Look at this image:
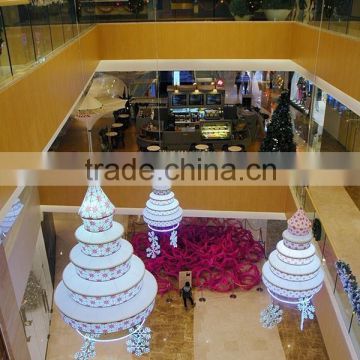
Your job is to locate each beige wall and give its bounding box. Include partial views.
[0,244,31,360]
[314,286,354,360]
[98,22,293,60]
[38,185,294,214]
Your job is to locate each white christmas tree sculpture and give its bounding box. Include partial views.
[54,186,157,354]
[143,173,183,257]
[262,209,324,330]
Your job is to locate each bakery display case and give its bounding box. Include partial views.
[201,121,232,140]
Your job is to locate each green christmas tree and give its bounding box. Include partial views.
[260,90,296,152]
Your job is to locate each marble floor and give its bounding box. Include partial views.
[46,213,329,360]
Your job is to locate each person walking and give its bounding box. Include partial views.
[234,72,242,96]
[241,72,250,94]
[180,281,195,309]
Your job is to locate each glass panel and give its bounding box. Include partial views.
[48,3,65,50]
[308,86,327,151]
[0,11,12,84]
[348,1,360,38]
[2,5,36,75]
[29,5,53,59]
[61,0,77,42]
[327,0,350,35]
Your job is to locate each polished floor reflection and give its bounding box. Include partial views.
[47,213,328,360]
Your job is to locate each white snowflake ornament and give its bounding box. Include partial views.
[146,241,161,259]
[297,298,315,331]
[260,304,283,329]
[74,334,99,360]
[146,231,160,258]
[170,230,178,248]
[126,326,151,356]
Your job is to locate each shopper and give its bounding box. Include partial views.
[180,281,195,309]
[241,72,250,94]
[234,72,242,96]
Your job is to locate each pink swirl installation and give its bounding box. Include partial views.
[132,219,264,294]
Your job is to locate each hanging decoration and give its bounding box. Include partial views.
[74,334,99,360]
[297,297,315,331]
[143,178,183,258]
[261,209,324,330]
[146,231,160,259]
[0,198,24,238]
[260,303,283,329]
[21,271,42,311]
[74,95,103,120]
[54,185,157,357]
[335,260,360,322]
[126,326,151,356]
[312,218,322,241]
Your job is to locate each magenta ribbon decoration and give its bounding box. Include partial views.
[132,218,264,295]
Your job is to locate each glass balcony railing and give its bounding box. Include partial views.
[0,0,359,87]
[0,1,94,86]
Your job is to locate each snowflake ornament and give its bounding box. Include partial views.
[170,230,178,248]
[126,326,151,356]
[148,231,158,244]
[74,334,99,360]
[260,304,283,329]
[146,241,160,259]
[297,298,315,331]
[146,231,160,258]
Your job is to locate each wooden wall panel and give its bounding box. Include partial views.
[98,22,293,60]
[291,22,318,76]
[316,28,360,101]
[38,185,290,213]
[292,22,360,102]
[0,27,99,152]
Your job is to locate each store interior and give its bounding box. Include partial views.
[51,69,360,155]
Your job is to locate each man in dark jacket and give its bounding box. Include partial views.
[180,281,195,309]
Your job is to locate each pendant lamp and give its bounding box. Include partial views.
[54,186,157,356]
[143,173,183,258]
[261,209,324,330]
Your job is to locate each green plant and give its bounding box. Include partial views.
[229,0,250,16]
[262,0,293,9]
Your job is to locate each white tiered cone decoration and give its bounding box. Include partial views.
[261,209,324,330]
[54,186,157,357]
[143,173,183,258]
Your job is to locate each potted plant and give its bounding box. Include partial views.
[262,0,293,21]
[229,0,252,20]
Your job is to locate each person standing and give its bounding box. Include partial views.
[180,281,195,309]
[234,72,242,96]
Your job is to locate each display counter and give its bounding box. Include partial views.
[201,121,231,140]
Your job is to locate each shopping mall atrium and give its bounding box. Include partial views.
[0,0,360,359]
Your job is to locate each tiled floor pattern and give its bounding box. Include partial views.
[277,306,329,360]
